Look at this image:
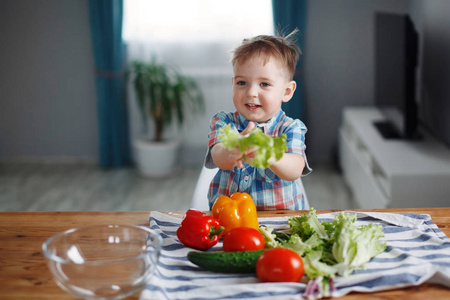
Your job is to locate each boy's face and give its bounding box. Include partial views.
[232,56,296,123]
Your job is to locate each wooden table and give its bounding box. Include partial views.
[1,208,449,299]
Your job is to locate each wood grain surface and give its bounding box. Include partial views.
[0,208,449,300]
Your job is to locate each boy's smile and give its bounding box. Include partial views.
[232,56,296,123]
[246,104,261,111]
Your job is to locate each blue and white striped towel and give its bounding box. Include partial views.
[141,211,450,300]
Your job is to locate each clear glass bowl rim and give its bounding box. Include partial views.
[42,224,163,266]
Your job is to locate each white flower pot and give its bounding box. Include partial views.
[133,138,181,178]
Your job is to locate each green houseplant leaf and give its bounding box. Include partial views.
[130,58,204,142]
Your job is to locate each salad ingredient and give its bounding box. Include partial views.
[176,209,224,250]
[187,249,266,273]
[256,248,305,282]
[288,208,329,240]
[223,227,265,252]
[260,208,387,298]
[331,214,387,277]
[212,192,259,235]
[218,124,287,168]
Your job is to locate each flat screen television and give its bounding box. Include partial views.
[374,12,419,139]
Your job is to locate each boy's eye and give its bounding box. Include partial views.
[237,81,246,86]
[261,82,270,87]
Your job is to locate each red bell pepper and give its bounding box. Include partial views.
[176,209,224,250]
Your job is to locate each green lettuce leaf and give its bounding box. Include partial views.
[258,225,280,249]
[288,208,329,240]
[331,220,387,276]
[303,250,338,279]
[218,124,287,169]
[282,233,324,257]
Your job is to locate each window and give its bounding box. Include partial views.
[123,0,274,73]
[123,0,274,156]
[123,0,273,43]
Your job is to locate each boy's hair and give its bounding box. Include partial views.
[231,29,301,80]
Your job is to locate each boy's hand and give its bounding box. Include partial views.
[213,121,281,170]
[235,122,256,168]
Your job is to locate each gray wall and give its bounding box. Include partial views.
[1,0,449,166]
[0,0,98,162]
[303,0,408,163]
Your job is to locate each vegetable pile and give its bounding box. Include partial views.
[218,124,287,168]
[260,208,387,298]
[179,206,387,299]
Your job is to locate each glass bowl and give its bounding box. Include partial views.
[42,224,162,300]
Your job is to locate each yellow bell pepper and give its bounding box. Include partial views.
[211,192,259,235]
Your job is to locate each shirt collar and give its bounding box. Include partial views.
[236,110,284,133]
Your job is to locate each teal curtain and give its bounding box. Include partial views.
[88,0,130,167]
[272,0,307,121]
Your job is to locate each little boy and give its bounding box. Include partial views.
[205,30,311,210]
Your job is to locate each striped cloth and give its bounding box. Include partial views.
[141,211,450,300]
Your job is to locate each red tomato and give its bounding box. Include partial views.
[222,227,265,252]
[256,248,304,282]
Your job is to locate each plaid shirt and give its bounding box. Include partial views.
[205,110,311,210]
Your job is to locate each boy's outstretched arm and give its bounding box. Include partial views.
[269,153,305,181]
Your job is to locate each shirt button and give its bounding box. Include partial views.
[244,176,249,181]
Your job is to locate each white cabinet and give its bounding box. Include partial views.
[338,107,450,208]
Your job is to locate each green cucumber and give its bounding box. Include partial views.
[187,249,266,273]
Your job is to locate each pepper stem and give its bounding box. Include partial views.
[209,226,224,239]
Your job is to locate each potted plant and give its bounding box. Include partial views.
[130,58,204,177]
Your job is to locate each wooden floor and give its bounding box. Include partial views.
[0,162,357,212]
